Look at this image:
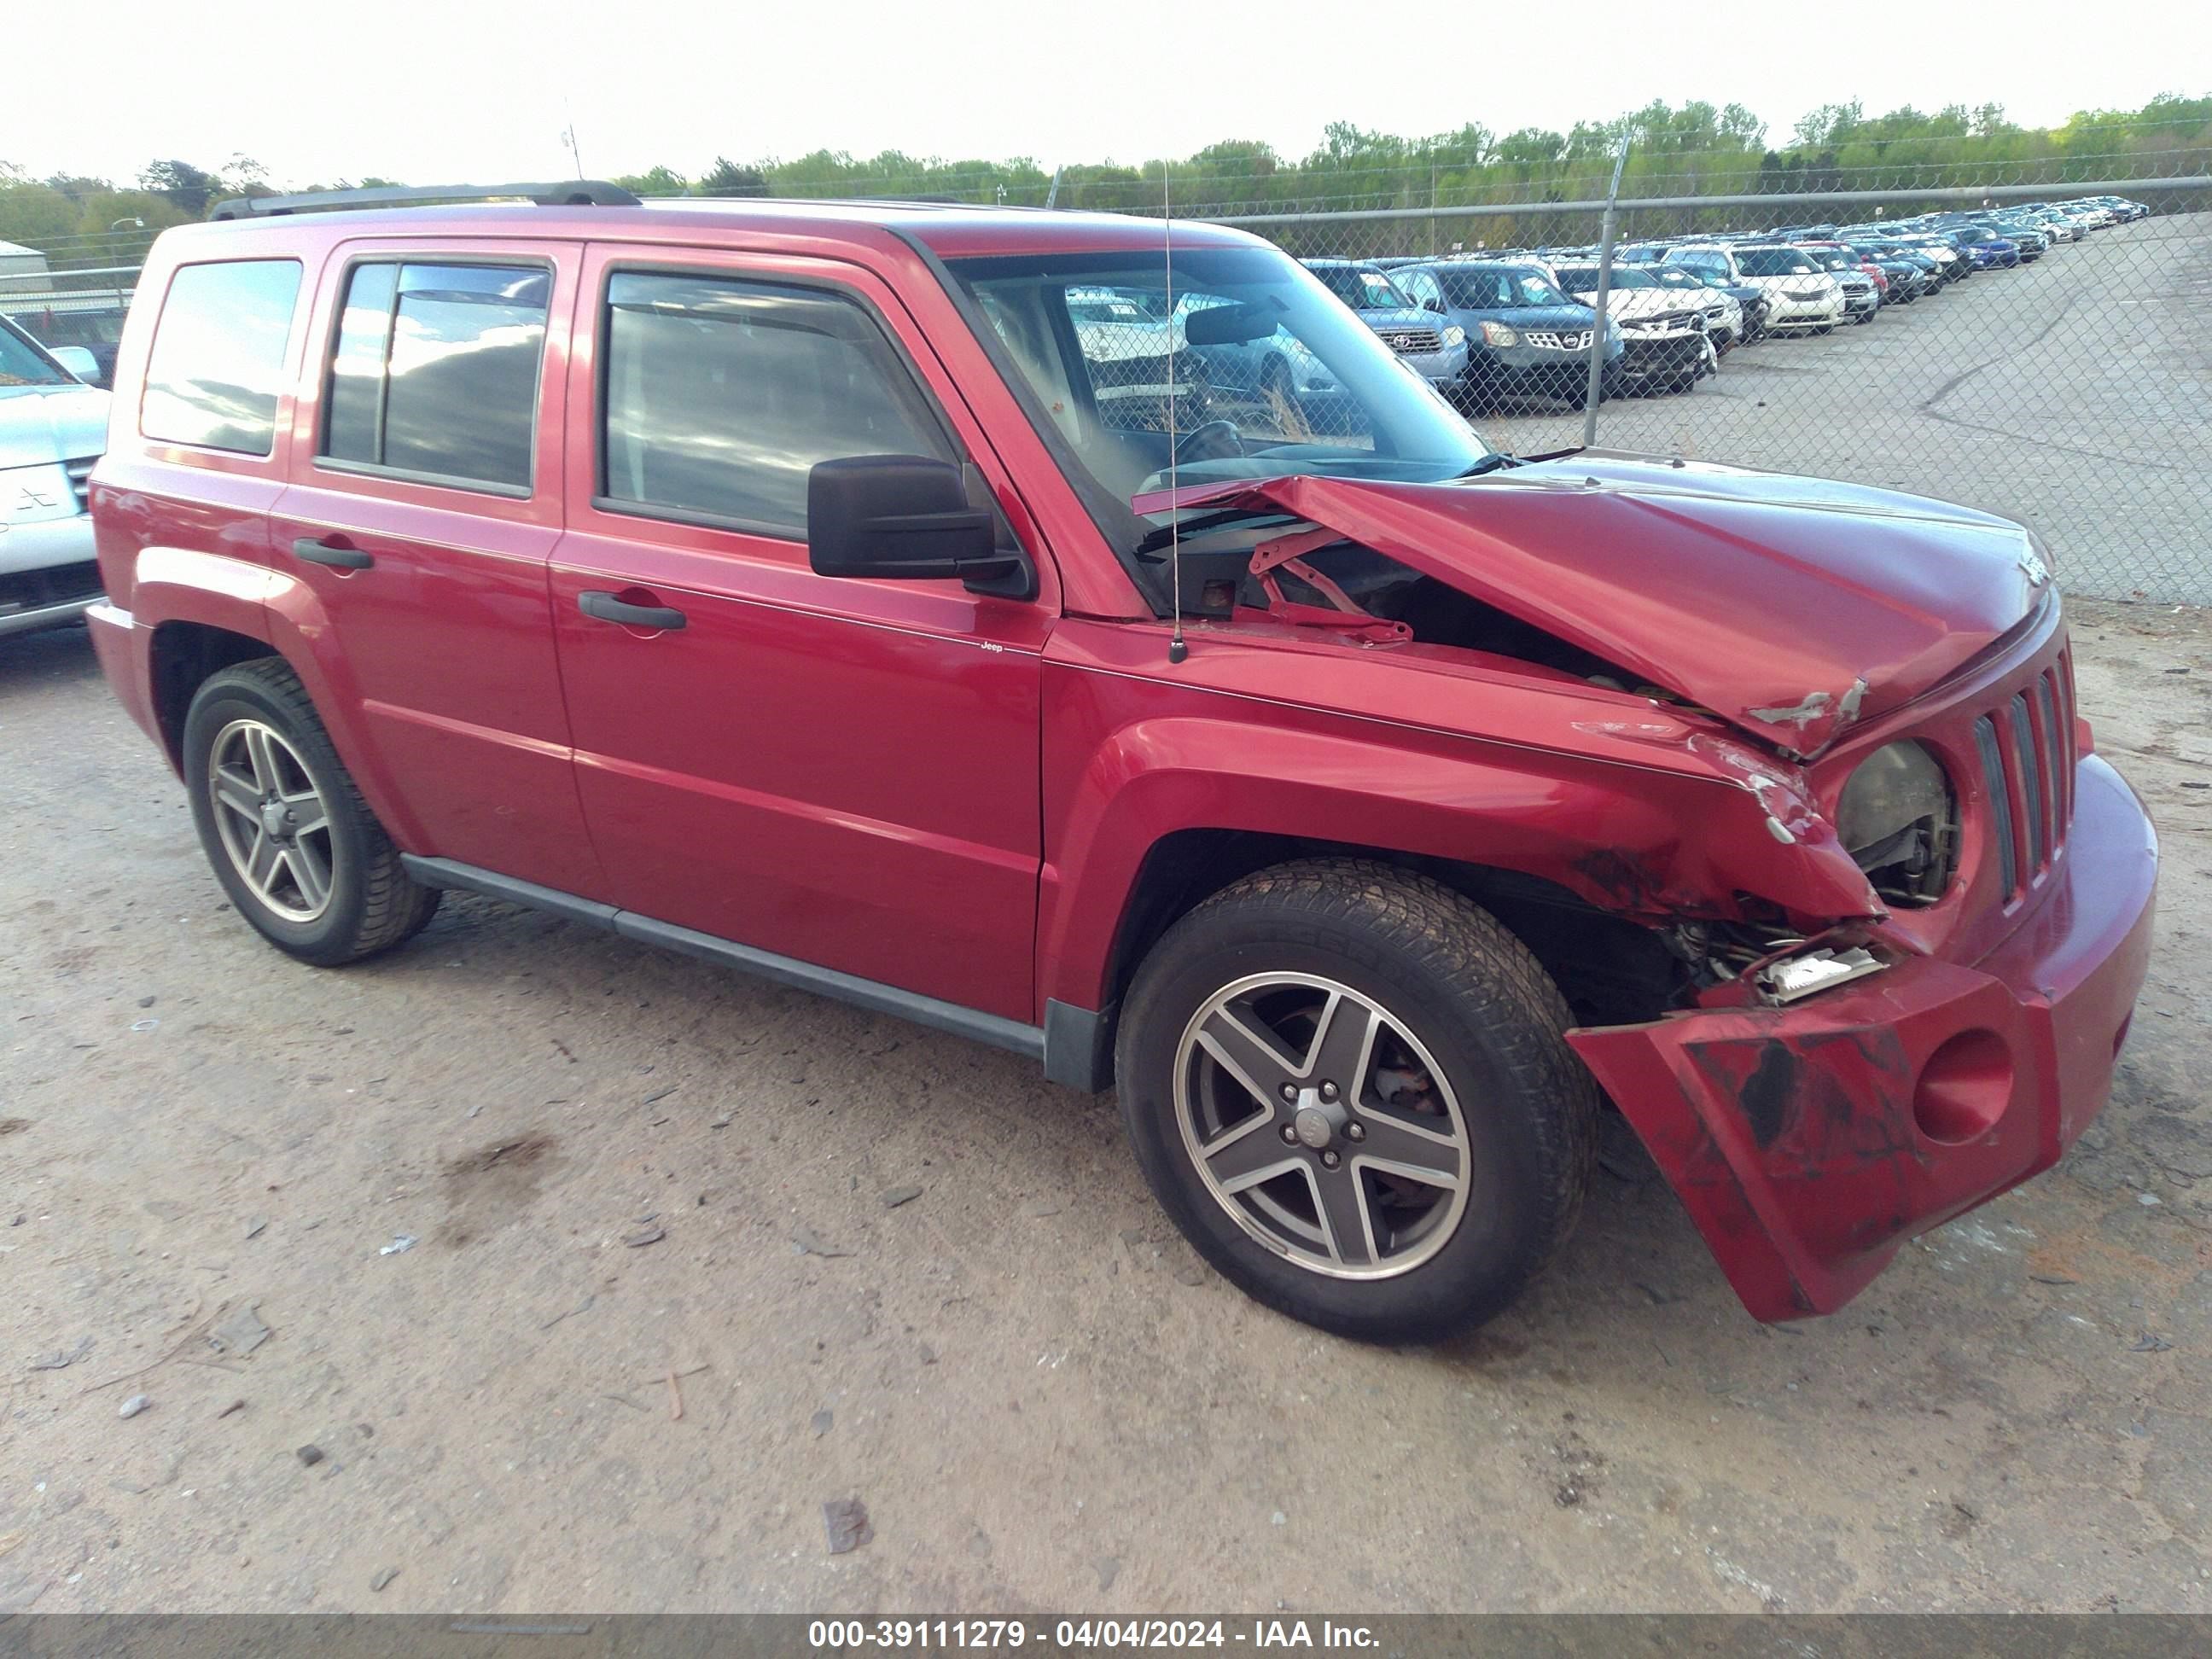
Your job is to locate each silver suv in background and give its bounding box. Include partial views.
[1,314,109,638]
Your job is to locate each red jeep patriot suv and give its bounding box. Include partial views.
[87,183,2157,1342]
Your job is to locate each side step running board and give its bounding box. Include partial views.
[397,856,1101,1080]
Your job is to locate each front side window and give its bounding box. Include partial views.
[318,261,549,491]
[142,260,302,454]
[599,272,953,538]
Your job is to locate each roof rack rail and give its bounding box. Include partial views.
[208,180,641,220]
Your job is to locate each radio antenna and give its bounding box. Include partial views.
[1163,165,1188,666]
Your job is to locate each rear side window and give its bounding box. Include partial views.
[319,261,549,492]
[599,272,952,537]
[142,260,302,454]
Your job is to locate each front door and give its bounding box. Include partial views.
[547,246,1052,1023]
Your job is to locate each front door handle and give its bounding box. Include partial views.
[579,590,687,631]
[293,537,373,570]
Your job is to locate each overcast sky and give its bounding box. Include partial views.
[6,0,2205,189]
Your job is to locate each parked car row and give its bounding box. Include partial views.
[1272,195,2149,417]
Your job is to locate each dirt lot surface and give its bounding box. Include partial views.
[3,598,2209,1615]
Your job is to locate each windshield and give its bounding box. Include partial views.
[1437,265,1572,308]
[1807,249,1855,270]
[0,318,74,388]
[1308,264,1413,311]
[947,245,1493,559]
[1650,267,1708,290]
[1553,265,1658,291]
[1738,248,1819,276]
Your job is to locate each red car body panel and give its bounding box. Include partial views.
[84,200,2157,1324]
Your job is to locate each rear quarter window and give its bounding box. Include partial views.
[141,260,303,455]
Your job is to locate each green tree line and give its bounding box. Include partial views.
[5,92,2204,272]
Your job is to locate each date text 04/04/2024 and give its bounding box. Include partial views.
[807,1620,1381,1649]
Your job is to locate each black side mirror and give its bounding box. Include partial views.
[808,455,1028,595]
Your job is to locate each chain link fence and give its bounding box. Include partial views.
[6,175,2205,602]
[1184,176,2212,603]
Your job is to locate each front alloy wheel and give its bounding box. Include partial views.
[1178,973,1470,1278]
[1117,859,1598,1343]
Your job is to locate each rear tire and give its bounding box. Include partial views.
[1115,860,1598,1343]
[183,659,439,967]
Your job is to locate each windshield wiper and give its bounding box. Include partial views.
[1450,453,1520,480]
[1134,504,1304,557]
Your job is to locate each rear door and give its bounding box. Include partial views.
[271,239,605,898]
[547,244,1052,1023]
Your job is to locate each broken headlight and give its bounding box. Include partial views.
[1837,741,1957,906]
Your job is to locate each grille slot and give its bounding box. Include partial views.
[2011,693,2048,870]
[64,457,97,514]
[1976,661,2076,904]
[1975,715,2017,900]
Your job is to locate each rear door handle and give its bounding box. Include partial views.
[579,591,687,631]
[293,537,374,570]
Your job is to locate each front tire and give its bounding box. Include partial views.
[183,659,439,966]
[1115,860,1598,1343]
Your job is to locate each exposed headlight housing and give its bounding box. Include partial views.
[1441,324,1466,348]
[1476,322,1516,347]
[1837,741,1957,905]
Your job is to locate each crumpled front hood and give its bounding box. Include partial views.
[0,384,111,472]
[1161,452,2052,755]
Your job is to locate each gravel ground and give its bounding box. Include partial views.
[2,595,2208,1615]
[1458,214,2212,605]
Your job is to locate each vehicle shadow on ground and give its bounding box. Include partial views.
[0,620,101,694]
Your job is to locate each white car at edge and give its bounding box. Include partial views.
[1,314,110,639]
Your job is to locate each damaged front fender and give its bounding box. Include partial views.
[1569,752,2156,1321]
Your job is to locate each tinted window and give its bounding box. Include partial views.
[600,272,952,536]
[142,260,301,454]
[317,262,548,491]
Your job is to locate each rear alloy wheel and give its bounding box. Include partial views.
[206,717,337,925]
[184,659,439,966]
[1116,860,1598,1342]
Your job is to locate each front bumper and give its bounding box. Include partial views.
[0,511,102,638]
[1614,329,1708,378]
[1766,292,1844,329]
[1395,341,1470,386]
[1570,754,2157,1322]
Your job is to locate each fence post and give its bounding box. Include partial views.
[1580,137,1631,448]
